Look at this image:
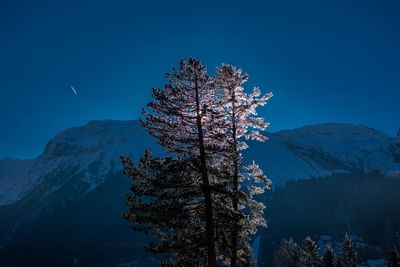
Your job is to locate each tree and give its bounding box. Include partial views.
[123,58,219,265]
[387,245,400,267]
[215,64,272,266]
[339,234,357,267]
[273,238,300,267]
[299,236,320,267]
[322,244,337,267]
[122,58,272,266]
[121,151,206,265]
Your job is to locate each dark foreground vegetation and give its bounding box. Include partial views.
[259,171,400,266]
[1,171,399,266]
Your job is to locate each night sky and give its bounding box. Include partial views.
[1,0,399,159]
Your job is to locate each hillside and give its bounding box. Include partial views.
[0,120,399,266]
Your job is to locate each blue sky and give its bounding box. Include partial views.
[1,0,399,159]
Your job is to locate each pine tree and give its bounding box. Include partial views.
[215,64,272,266]
[339,234,357,267]
[122,59,272,266]
[387,245,400,267]
[123,58,219,265]
[299,236,320,267]
[121,151,205,264]
[322,244,337,267]
[273,238,300,267]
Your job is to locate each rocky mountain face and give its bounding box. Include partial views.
[0,120,399,266]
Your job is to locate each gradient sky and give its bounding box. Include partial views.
[1,0,399,159]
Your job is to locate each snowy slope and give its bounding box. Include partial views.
[249,123,400,185]
[1,121,399,207]
[0,120,158,207]
[0,158,34,205]
[275,123,398,170]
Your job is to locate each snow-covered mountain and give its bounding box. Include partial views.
[252,123,400,184]
[0,120,399,266]
[0,120,159,207]
[1,120,399,207]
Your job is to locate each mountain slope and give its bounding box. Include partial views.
[2,121,399,207]
[0,120,399,266]
[0,120,159,207]
[0,158,34,205]
[248,123,400,184]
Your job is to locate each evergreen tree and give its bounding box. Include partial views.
[123,58,218,265]
[273,238,300,267]
[215,64,272,266]
[339,234,357,267]
[322,244,337,267]
[121,151,205,265]
[122,58,272,266]
[299,236,320,267]
[387,245,400,267]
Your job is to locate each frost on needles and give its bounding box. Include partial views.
[121,58,272,266]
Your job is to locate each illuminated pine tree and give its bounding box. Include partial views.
[128,58,219,266]
[215,64,272,266]
[122,59,272,266]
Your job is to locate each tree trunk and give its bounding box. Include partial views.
[230,90,239,267]
[194,70,217,267]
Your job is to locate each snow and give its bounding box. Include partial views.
[317,234,385,267]
[0,120,158,206]
[365,258,386,267]
[0,158,34,205]
[274,123,398,171]
[388,170,400,178]
[1,120,399,206]
[249,123,400,186]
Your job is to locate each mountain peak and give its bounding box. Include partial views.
[277,123,390,138]
[0,119,155,206]
[42,120,143,158]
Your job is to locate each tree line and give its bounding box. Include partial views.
[273,234,400,267]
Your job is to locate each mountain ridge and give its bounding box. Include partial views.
[1,120,399,207]
[2,121,396,162]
